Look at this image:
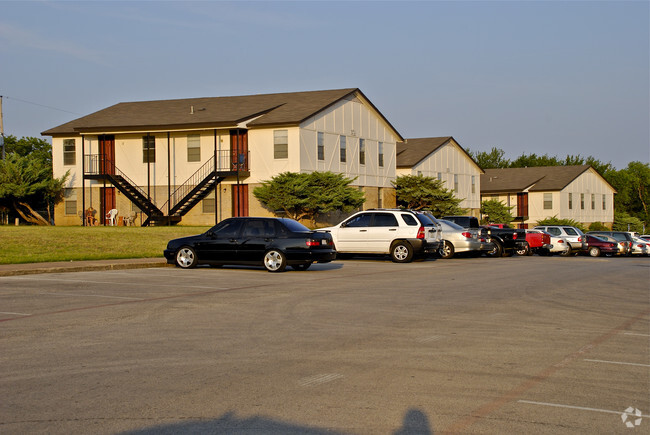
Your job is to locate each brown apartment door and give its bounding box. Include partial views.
[517,192,529,218]
[101,187,116,225]
[232,184,249,217]
[230,129,248,171]
[99,135,115,175]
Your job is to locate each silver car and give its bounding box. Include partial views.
[534,225,588,256]
[437,219,494,259]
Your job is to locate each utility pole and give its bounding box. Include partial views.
[0,95,5,160]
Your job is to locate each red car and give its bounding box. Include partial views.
[585,234,620,257]
[522,229,552,256]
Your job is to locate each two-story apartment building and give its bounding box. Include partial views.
[396,137,484,216]
[43,88,402,226]
[480,165,616,228]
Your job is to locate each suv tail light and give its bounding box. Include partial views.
[512,232,518,240]
[417,226,425,239]
[578,236,583,242]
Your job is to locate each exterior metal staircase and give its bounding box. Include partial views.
[84,151,249,226]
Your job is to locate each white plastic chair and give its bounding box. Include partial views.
[106,209,118,226]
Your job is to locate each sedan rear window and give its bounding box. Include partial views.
[280,219,311,233]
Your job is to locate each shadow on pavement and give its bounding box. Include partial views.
[121,408,433,434]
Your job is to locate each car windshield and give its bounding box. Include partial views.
[280,219,311,233]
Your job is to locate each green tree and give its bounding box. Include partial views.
[480,199,514,225]
[467,147,510,169]
[612,211,645,233]
[393,174,465,217]
[588,222,609,231]
[253,171,365,224]
[609,162,649,226]
[0,136,68,225]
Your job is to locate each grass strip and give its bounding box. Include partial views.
[0,226,210,264]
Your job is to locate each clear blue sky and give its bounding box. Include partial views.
[1,0,648,169]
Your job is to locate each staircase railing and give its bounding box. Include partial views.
[160,155,215,214]
[84,154,160,214]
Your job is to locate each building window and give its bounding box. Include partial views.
[63,139,76,165]
[544,193,553,210]
[378,142,384,167]
[142,135,155,163]
[317,132,324,161]
[602,194,606,210]
[437,172,442,181]
[580,193,585,209]
[64,188,76,215]
[471,175,476,194]
[591,193,595,210]
[187,134,201,162]
[568,193,573,209]
[378,187,383,208]
[454,174,459,192]
[359,138,365,165]
[274,130,288,159]
[202,198,215,214]
[340,135,346,163]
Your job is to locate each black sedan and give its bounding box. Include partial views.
[164,217,336,272]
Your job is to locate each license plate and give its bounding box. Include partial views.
[322,239,328,245]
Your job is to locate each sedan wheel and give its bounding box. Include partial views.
[589,247,601,257]
[439,241,454,259]
[263,250,287,272]
[175,246,198,269]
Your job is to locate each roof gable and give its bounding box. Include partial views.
[396,137,483,173]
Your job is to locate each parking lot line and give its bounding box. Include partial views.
[5,275,229,290]
[35,291,144,301]
[624,332,650,337]
[441,307,650,434]
[0,311,31,316]
[583,358,650,368]
[517,400,650,418]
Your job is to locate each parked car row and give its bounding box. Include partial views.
[163,212,648,272]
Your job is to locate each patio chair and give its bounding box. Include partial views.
[106,209,118,226]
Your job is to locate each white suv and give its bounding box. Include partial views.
[323,209,442,262]
[533,225,588,255]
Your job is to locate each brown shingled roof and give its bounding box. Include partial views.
[481,165,595,193]
[42,88,402,138]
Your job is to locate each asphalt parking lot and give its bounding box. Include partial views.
[1,255,648,434]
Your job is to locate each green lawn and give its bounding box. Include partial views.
[0,226,210,264]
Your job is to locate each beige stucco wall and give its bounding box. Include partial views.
[395,140,482,214]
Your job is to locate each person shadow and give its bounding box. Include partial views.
[393,409,433,435]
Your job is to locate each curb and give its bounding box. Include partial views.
[0,259,172,277]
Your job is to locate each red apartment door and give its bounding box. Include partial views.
[232,184,249,217]
[101,187,116,225]
[517,192,529,218]
[99,135,115,175]
[230,129,248,171]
